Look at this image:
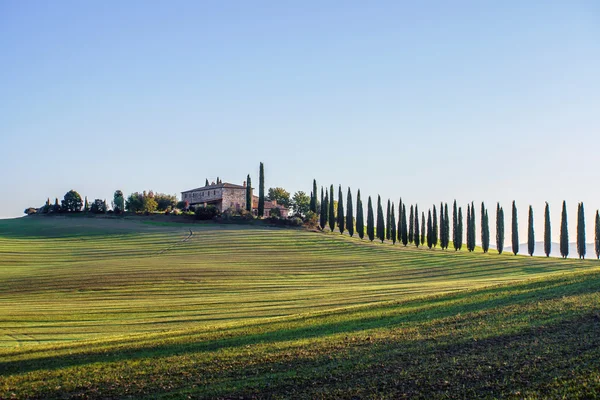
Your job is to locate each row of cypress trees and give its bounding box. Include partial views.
[308,181,600,260]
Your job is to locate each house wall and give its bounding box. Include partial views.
[221,188,247,211]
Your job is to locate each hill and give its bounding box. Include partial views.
[1,217,599,398]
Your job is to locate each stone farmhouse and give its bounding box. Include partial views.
[181,181,289,217]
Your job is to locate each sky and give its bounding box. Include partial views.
[1,1,599,244]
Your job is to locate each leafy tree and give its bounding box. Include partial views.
[456,207,463,251]
[246,175,252,211]
[154,193,176,212]
[61,190,83,213]
[414,205,420,248]
[320,191,328,230]
[367,196,375,242]
[390,203,397,244]
[90,199,107,214]
[426,209,433,249]
[328,185,335,231]
[595,210,600,259]
[511,201,519,256]
[356,190,364,239]
[143,192,157,213]
[432,205,438,248]
[310,179,318,213]
[291,191,310,216]
[258,162,265,217]
[527,205,535,256]
[401,204,408,246]
[346,188,354,237]
[544,202,551,257]
[386,200,391,240]
[496,203,504,254]
[267,187,290,208]
[577,202,586,259]
[110,191,124,214]
[337,186,345,234]
[126,192,144,213]
[560,200,569,258]
[452,201,458,250]
[409,205,414,243]
[376,196,385,243]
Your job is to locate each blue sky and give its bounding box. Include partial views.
[1,1,599,243]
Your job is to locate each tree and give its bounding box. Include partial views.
[386,200,391,240]
[511,201,519,256]
[258,162,265,217]
[544,202,551,257]
[267,187,290,208]
[90,199,107,214]
[310,179,318,214]
[246,175,252,212]
[527,205,535,256]
[496,203,504,255]
[367,196,375,242]
[421,212,425,246]
[356,190,364,239]
[595,210,599,260]
[154,193,176,212]
[205,179,209,186]
[401,204,408,246]
[409,205,415,243]
[143,191,157,213]
[337,186,345,234]
[291,191,310,216]
[112,191,125,213]
[320,191,328,230]
[432,205,438,248]
[397,198,403,244]
[328,185,335,231]
[53,198,61,213]
[577,202,586,259]
[391,203,397,244]
[466,204,472,252]
[452,201,458,250]
[61,190,83,213]
[376,196,385,243]
[346,188,354,237]
[126,192,144,213]
[481,202,490,253]
[83,197,89,213]
[439,203,445,249]
[426,209,433,249]
[456,207,463,251]
[560,201,569,258]
[470,202,476,252]
[443,203,450,250]
[414,205,420,248]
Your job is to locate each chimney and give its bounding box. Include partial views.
[243,181,246,187]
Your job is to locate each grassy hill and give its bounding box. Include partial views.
[1,216,599,398]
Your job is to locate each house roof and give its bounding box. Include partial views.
[182,182,246,193]
[252,195,289,210]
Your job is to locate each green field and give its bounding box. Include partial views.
[1,216,599,398]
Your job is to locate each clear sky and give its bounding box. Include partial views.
[1,1,599,243]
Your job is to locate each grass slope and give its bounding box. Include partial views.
[1,217,599,398]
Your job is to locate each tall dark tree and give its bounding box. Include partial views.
[346,188,354,237]
[432,205,438,248]
[258,162,265,217]
[356,190,364,239]
[439,203,445,249]
[84,197,89,213]
[595,210,600,259]
[511,201,519,256]
[205,178,209,186]
[421,212,425,246]
[397,198,403,244]
[367,196,375,242]
[409,205,415,243]
[577,202,586,259]
[401,204,408,246]
[452,200,458,250]
[544,202,551,257]
[466,204,472,252]
[320,192,328,230]
[527,205,535,256]
[496,203,504,255]
[337,185,345,234]
[310,179,318,213]
[328,185,335,231]
[320,187,324,213]
[456,207,463,251]
[376,196,385,243]
[426,210,433,249]
[246,175,252,212]
[470,202,476,252]
[560,201,569,258]
[391,203,397,245]
[414,205,420,248]
[481,202,490,253]
[386,200,391,240]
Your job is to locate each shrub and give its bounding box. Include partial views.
[24,207,37,215]
[269,207,281,217]
[304,211,318,228]
[195,205,220,220]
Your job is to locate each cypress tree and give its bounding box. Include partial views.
[470,202,476,252]
[466,204,472,252]
[401,204,408,246]
[337,185,345,234]
[481,202,490,253]
[409,205,414,243]
[310,179,318,213]
[386,200,391,240]
[356,190,364,239]
[421,212,425,246]
[560,201,569,258]
[414,205,420,248]
[544,202,551,257]
[397,198,403,244]
[346,188,354,237]
[320,187,324,213]
[452,201,458,250]
[426,209,433,249]
[258,162,265,217]
[439,203,445,249]
[205,178,209,186]
[320,192,328,230]
[496,204,505,255]
[376,196,385,243]
[328,185,335,231]
[577,202,586,259]
[527,205,535,256]
[511,201,519,255]
[456,207,463,251]
[367,196,375,242]
[246,175,252,211]
[595,210,599,259]
[432,205,438,248]
[444,203,450,249]
[84,197,89,213]
[391,203,397,245]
